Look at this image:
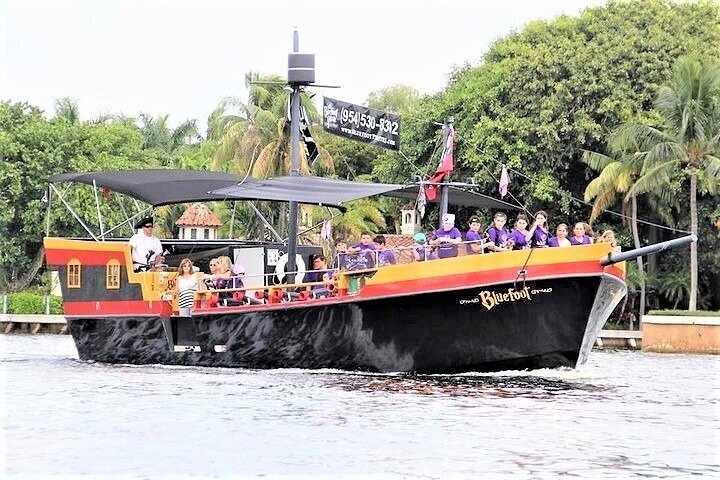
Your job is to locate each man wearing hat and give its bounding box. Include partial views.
[129,216,164,271]
[430,213,462,258]
[465,215,486,254]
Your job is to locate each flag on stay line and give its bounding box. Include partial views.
[320,218,332,241]
[416,186,427,219]
[423,125,455,202]
[499,165,510,198]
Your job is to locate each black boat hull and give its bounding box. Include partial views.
[66,275,624,373]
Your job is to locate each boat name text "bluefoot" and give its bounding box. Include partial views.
[458,286,553,310]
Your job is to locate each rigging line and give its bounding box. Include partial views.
[514,247,534,292]
[477,160,533,217]
[397,150,426,177]
[475,148,691,234]
[238,141,262,185]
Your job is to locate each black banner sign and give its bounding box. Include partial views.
[322,97,400,150]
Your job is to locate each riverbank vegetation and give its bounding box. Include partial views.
[1,0,719,318]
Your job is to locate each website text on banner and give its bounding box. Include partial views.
[322,97,400,150]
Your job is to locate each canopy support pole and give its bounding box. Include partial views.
[249,202,284,243]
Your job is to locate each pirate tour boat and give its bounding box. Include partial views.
[43,45,695,374]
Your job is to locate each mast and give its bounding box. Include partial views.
[285,29,315,283]
[438,116,453,226]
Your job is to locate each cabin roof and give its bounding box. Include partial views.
[175,203,222,227]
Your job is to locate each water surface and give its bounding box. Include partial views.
[1,334,718,479]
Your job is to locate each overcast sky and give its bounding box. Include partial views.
[2,0,605,130]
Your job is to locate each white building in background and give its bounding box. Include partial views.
[175,203,222,240]
[400,207,422,236]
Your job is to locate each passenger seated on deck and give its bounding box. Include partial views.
[485,212,513,252]
[430,213,462,258]
[129,217,164,272]
[305,254,335,297]
[333,239,348,270]
[374,235,397,266]
[465,216,486,254]
[412,233,437,262]
[599,229,621,252]
[204,256,232,288]
[348,232,377,270]
[548,223,572,247]
[510,214,531,250]
[569,222,593,245]
[525,210,550,248]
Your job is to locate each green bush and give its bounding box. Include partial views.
[5,292,63,314]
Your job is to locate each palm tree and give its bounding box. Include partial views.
[137,113,201,237]
[584,151,645,320]
[209,71,334,177]
[621,56,720,311]
[330,199,386,243]
[209,71,335,238]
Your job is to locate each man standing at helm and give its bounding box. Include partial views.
[129,216,164,271]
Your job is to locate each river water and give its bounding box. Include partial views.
[1,334,718,479]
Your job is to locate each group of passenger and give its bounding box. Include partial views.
[173,255,246,315]
[130,210,621,313]
[354,211,620,264]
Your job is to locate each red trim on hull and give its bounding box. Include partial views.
[64,300,172,317]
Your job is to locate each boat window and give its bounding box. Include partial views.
[67,260,81,288]
[191,228,197,240]
[106,260,121,289]
[204,228,210,240]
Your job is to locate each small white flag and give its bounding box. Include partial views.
[499,166,510,198]
[321,218,332,241]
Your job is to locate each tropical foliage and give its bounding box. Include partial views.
[2,0,719,316]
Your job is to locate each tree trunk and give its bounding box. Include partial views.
[10,247,46,292]
[631,195,645,326]
[689,172,698,311]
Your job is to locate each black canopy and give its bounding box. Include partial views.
[210,175,406,206]
[51,170,246,207]
[51,170,521,211]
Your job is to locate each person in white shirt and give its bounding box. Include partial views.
[129,217,164,271]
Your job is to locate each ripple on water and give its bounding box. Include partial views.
[1,335,719,479]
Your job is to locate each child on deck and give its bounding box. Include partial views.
[525,210,550,248]
[412,233,437,262]
[485,212,513,252]
[374,235,397,266]
[431,213,462,258]
[348,232,378,269]
[548,224,572,247]
[510,214,531,250]
[570,222,593,245]
[465,215,486,254]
